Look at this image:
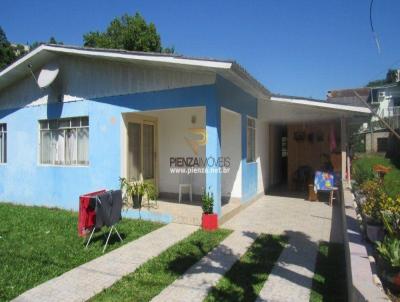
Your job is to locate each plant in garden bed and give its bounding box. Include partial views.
[382,211,400,239]
[201,188,218,231]
[376,237,400,293]
[376,210,400,294]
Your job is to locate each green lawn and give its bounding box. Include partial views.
[310,241,348,302]
[352,154,400,198]
[91,229,232,302]
[0,203,163,301]
[205,234,286,302]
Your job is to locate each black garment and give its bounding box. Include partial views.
[95,190,123,228]
[95,192,112,228]
[110,190,122,225]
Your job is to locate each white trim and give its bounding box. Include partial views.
[44,45,233,69]
[0,45,46,78]
[270,96,371,114]
[0,45,273,100]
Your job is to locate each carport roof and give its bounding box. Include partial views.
[261,95,371,123]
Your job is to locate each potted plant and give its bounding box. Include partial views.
[376,236,400,293]
[120,178,145,209]
[201,189,218,231]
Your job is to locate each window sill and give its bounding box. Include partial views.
[38,164,90,168]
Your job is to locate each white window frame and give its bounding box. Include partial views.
[39,117,89,167]
[0,123,7,164]
[246,117,256,163]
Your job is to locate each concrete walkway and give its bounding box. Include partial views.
[151,230,256,302]
[225,194,336,302]
[151,194,335,302]
[13,223,197,302]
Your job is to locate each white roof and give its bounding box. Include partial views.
[0,44,270,100]
[271,96,371,114]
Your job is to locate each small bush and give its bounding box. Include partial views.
[201,190,214,214]
[361,180,387,223]
[376,237,400,268]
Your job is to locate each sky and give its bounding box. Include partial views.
[1,0,400,99]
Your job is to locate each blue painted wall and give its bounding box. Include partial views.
[216,75,258,202]
[0,84,217,210]
[0,75,260,219]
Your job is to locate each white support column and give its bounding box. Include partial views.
[341,117,349,187]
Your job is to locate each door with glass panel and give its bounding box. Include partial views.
[127,118,156,184]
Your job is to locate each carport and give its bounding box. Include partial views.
[258,95,371,191]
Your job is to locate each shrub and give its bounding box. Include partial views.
[201,190,214,214]
[361,180,387,223]
[382,211,400,239]
[376,237,400,268]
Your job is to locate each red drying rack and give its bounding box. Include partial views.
[78,190,106,237]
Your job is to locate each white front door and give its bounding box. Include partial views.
[126,116,157,184]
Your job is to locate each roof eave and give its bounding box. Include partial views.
[0,45,271,100]
[270,96,372,114]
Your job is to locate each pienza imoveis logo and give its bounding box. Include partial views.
[169,128,231,174]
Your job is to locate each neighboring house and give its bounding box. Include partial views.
[327,81,400,153]
[0,44,369,224]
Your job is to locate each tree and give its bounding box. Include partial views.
[83,12,170,53]
[0,26,17,70]
[366,69,399,87]
[30,36,63,51]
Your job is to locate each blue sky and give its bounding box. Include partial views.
[1,0,399,99]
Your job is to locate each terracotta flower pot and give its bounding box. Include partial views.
[202,213,218,231]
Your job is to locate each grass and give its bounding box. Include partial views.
[310,241,348,302]
[352,154,400,198]
[91,228,232,302]
[204,234,286,302]
[0,203,163,301]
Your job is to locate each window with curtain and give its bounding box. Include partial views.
[39,117,89,166]
[0,123,6,163]
[246,117,256,162]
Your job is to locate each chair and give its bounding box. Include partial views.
[178,173,193,203]
[314,171,338,206]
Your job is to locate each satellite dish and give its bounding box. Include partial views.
[36,61,60,88]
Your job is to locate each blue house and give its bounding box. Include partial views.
[0,45,369,224]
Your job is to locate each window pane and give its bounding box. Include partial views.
[65,129,77,165]
[40,121,48,130]
[3,132,6,163]
[143,124,154,179]
[77,128,89,165]
[0,132,3,163]
[41,131,52,164]
[59,119,71,128]
[53,130,65,165]
[128,123,141,180]
[71,118,80,127]
[81,117,89,127]
[49,120,58,130]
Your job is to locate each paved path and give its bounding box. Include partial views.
[225,194,336,302]
[152,195,334,302]
[151,230,256,302]
[13,223,197,302]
